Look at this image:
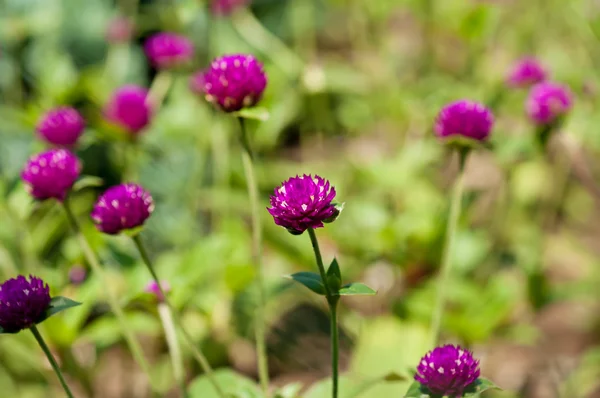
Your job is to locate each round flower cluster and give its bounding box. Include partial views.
[144,32,194,69]
[435,100,494,142]
[506,57,547,88]
[145,280,171,303]
[211,0,249,15]
[104,85,153,135]
[36,107,85,146]
[526,82,573,126]
[21,149,82,201]
[0,275,51,333]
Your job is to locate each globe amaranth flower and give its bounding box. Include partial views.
[68,266,87,286]
[526,82,573,126]
[190,54,267,112]
[0,275,51,333]
[106,17,134,44]
[21,149,82,201]
[104,85,153,135]
[415,344,480,397]
[144,32,194,69]
[145,280,171,302]
[435,100,494,142]
[36,107,85,146]
[506,57,547,88]
[267,174,337,234]
[91,183,154,235]
[211,0,250,15]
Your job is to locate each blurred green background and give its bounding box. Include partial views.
[2,0,600,397]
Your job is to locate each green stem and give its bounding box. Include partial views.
[429,149,468,347]
[148,71,173,112]
[158,302,188,398]
[61,199,156,391]
[421,0,435,74]
[131,235,227,398]
[307,228,339,398]
[237,118,270,396]
[30,325,75,398]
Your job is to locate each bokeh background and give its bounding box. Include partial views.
[2,0,600,397]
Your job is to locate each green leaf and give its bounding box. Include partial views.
[286,272,326,295]
[338,282,377,296]
[327,258,342,291]
[234,107,270,121]
[383,372,409,382]
[189,369,262,398]
[464,378,502,396]
[274,382,303,398]
[36,296,82,324]
[404,381,427,397]
[327,258,341,279]
[72,176,104,192]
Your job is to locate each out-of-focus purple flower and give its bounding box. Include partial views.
[526,82,573,126]
[506,57,548,88]
[144,32,194,69]
[267,174,337,234]
[190,54,267,113]
[68,266,87,286]
[415,344,480,397]
[106,17,134,44]
[435,100,494,142]
[104,85,153,135]
[21,149,82,201]
[145,280,171,303]
[36,107,85,147]
[0,275,51,333]
[211,0,250,15]
[91,183,154,235]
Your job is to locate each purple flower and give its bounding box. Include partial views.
[267,174,337,234]
[145,280,171,302]
[91,183,154,235]
[506,57,547,88]
[526,82,573,126]
[144,32,194,69]
[435,100,494,142]
[190,54,267,113]
[211,0,250,15]
[36,107,85,147]
[104,85,153,135]
[21,149,82,201]
[106,17,134,44]
[415,345,480,397]
[0,275,51,333]
[68,266,87,286]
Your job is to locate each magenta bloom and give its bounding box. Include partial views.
[104,85,153,135]
[145,280,171,302]
[415,345,480,397]
[526,82,573,126]
[0,275,51,333]
[211,0,250,15]
[190,54,267,112]
[36,107,85,146]
[506,57,547,88]
[268,175,337,234]
[144,32,194,69]
[21,149,82,201]
[91,183,154,235]
[435,100,494,142]
[106,17,134,44]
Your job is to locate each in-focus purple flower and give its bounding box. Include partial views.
[506,57,548,88]
[190,54,267,113]
[435,100,494,142]
[104,85,153,135]
[106,17,134,44]
[526,82,573,126]
[267,174,337,234]
[211,0,250,15]
[144,32,194,69]
[415,344,480,397]
[68,266,87,286]
[0,275,51,333]
[36,107,85,147]
[91,183,154,235]
[145,280,171,302]
[21,149,82,201]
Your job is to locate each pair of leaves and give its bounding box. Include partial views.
[404,378,500,398]
[0,296,81,334]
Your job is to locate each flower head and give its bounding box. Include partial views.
[267,174,337,234]
[145,280,171,303]
[435,100,494,142]
[91,183,154,235]
[0,275,51,333]
[211,0,250,15]
[144,32,194,69]
[526,82,573,126]
[104,85,153,135]
[106,17,134,44]
[506,57,547,88]
[21,149,82,201]
[36,107,85,146]
[68,266,87,286]
[190,54,267,112]
[415,345,480,397]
